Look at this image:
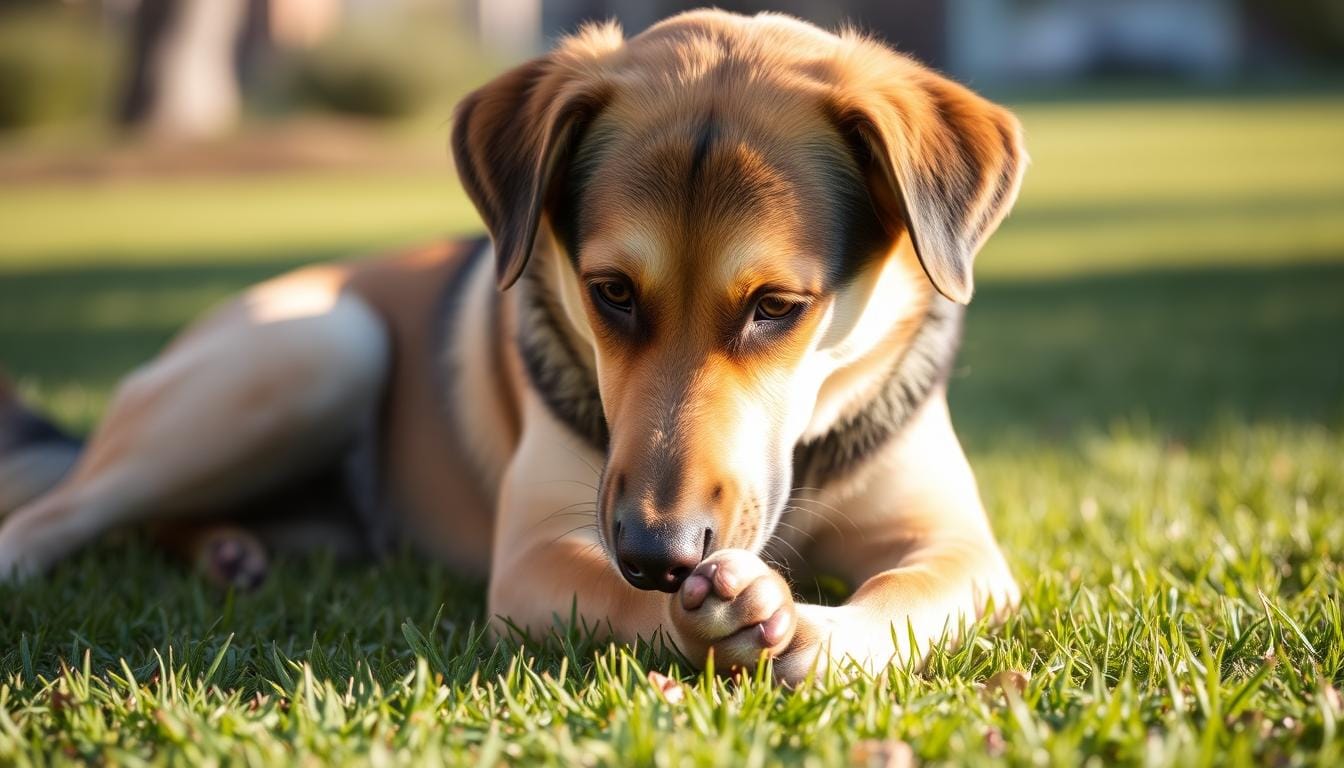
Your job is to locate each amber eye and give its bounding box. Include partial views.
[594,279,634,312]
[754,295,798,322]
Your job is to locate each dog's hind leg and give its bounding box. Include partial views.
[153,457,376,590]
[0,271,390,582]
[0,374,82,518]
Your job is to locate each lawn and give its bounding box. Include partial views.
[1,94,1342,765]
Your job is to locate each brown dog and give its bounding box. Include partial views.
[0,10,1025,683]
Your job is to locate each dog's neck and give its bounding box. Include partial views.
[791,296,962,485]
[512,253,963,488]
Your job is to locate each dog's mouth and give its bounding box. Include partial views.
[595,477,784,591]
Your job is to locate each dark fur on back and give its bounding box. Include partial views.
[0,375,81,515]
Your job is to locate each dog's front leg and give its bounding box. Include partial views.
[791,529,1017,683]
[486,396,668,642]
[670,399,1018,684]
[667,534,1015,685]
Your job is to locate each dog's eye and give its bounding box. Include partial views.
[754,295,798,322]
[594,280,634,312]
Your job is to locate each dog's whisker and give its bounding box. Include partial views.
[781,504,845,538]
[788,487,854,517]
[546,508,597,518]
[536,509,598,526]
[546,523,600,549]
[539,501,599,519]
[785,496,859,531]
[786,490,847,514]
[522,478,601,492]
[784,489,860,519]
[760,550,796,582]
[779,503,838,532]
[765,533,808,573]
[528,501,597,531]
[774,517,817,544]
[577,540,608,564]
[557,439,605,481]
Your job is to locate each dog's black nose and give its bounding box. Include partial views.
[614,517,712,592]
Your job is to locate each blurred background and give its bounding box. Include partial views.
[0,0,1341,448]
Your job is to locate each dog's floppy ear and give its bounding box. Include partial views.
[451,25,620,289]
[829,47,1027,304]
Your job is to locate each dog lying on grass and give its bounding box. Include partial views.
[0,9,1026,684]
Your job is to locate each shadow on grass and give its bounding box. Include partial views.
[952,261,1344,448]
[2,255,1342,442]
[1005,191,1344,230]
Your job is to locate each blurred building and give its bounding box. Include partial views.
[13,0,1325,142]
[536,0,1246,84]
[477,0,1327,86]
[949,0,1241,84]
[98,0,1326,95]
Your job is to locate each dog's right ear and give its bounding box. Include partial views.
[451,25,622,290]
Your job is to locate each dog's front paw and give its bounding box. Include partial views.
[668,548,797,673]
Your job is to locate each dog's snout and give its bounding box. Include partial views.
[614,516,713,593]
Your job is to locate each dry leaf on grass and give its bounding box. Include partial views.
[1320,680,1342,713]
[984,726,1007,757]
[850,738,915,768]
[978,670,1030,703]
[647,670,686,705]
[48,688,74,713]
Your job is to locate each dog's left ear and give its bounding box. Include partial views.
[829,51,1027,304]
[451,24,621,289]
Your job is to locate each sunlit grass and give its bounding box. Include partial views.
[0,94,1342,765]
[984,96,1344,278]
[0,173,477,269]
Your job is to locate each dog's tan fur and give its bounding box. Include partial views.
[0,11,1025,683]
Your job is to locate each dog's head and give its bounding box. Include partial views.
[452,11,1025,591]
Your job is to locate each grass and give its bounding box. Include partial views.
[1,93,1342,765]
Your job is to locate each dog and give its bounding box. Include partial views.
[0,10,1026,683]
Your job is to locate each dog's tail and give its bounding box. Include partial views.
[0,371,82,517]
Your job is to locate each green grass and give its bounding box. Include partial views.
[1,94,1343,765]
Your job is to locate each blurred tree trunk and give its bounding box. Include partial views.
[119,0,251,141]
